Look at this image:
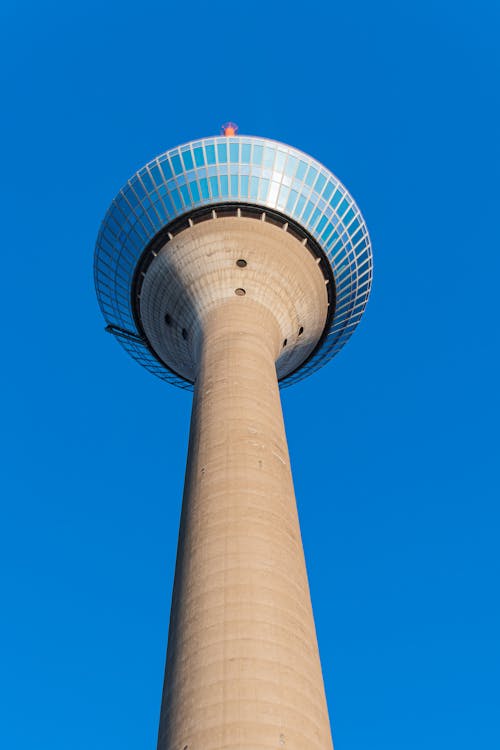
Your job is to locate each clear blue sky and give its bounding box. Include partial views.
[1,1,498,748]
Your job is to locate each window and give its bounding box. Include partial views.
[181,149,193,171]
[205,143,216,164]
[194,147,204,167]
[217,142,227,163]
[171,153,183,175]
[230,143,239,163]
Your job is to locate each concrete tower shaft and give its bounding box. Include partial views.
[157,297,334,750]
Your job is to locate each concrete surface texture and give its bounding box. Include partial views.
[146,223,333,749]
[139,215,329,383]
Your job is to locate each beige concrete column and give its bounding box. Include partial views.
[157,297,333,750]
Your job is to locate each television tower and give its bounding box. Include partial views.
[94,125,372,750]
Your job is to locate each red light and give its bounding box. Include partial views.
[221,121,238,136]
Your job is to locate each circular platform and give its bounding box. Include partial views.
[94,135,372,389]
[139,213,329,383]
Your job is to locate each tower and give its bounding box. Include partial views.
[94,126,372,749]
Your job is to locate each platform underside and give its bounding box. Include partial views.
[137,212,333,382]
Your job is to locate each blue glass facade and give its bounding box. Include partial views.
[94,136,372,388]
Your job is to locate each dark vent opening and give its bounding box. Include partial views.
[265,214,284,228]
[216,205,237,218]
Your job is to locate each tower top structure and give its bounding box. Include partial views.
[94,133,372,389]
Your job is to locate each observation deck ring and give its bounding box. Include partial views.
[94,135,373,389]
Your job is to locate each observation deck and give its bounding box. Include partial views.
[94,135,372,388]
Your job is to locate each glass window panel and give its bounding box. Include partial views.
[141,170,154,193]
[252,144,263,164]
[343,208,355,226]
[351,228,363,247]
[285,155,297,177]
[108,215,121,235]
[151,165,164,187]
[357,279,370,295]
[129,226,143,245]
[275,150,286,171]
[123,191,139,211]
[327,230,340,249]
[171,154,183,175]
[115,194,130,215]
[263,146,275,167]
[220,174,228,197]
[268,180,279,203]
[333,251,348,269]
[162,194,173,214]
[217,142,227,162]
[159,159,172,180]
[337,198,349,216]
[230,143,239,163]
[286,189,298,212]
[323,181,334,201]
[241,143,251,163]
[170,189,182,211]
[180,184,190,205]
[277,184,289,209]
[146,205,158,227]
[250,175,259,199]
[199,178,209,199]
[240,174,249,195]
[189,180,200,202]
[205,144,216,164]
[317,215,327,234]
[209,175,219,197]
[316,197,326,214]
[295,194,306,216]
[194,147,205,167]
[356,247,369,264]
[330,190,343,209]
[132,205,145,224]
[181,149,194,171]
[303,200,314,221]
[135,222,147,241]
[357,257,371,274]
[321,221,334,241]
[296,160,307,180]
[310,207,321,227]
[305,166,318,187]
[314,173,326,193]
[153,199,166,222]
[132,180,146,201]
[332,239,348,259]
[230,174,238,196]
[258,177,269,200]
